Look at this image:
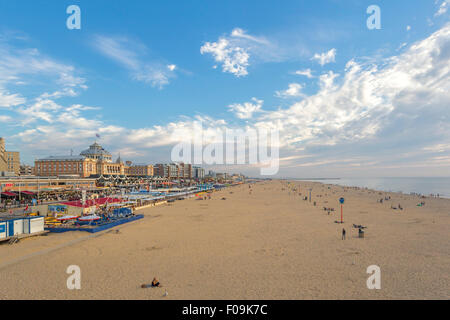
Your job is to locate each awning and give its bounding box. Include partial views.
[1,191,17,197]
[21,191,35,195]
[61,197,122,208]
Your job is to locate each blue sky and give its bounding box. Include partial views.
[0,0,449,177]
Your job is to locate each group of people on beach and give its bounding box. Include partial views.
[391,204,403,210]
[377,196,391,203]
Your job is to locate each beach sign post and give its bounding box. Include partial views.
[339,197,345,223]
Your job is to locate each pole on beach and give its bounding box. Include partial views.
[339,197,345,223]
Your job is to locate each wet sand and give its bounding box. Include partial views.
[1,180,449,299]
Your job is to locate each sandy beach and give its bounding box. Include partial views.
[0,180,449,300]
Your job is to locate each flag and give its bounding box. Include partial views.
[96,133,101,139]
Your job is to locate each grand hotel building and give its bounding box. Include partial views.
[34,142,153,178]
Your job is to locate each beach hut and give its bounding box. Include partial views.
[0,217,24,238]
[0,221,6,240]
[0,216,46,241]
[23,217,45,234]
[11,218,24,236]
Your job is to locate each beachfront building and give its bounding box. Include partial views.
[154,163,167,178]
[98,155,126,175]
[172,162,192,179]
[0,138,20,175]
[35,155,98,178]
[193,166,205,179]
[6,151,20,175]
[154,163,177,179]
[34,142,158,179]
[126,163,154,177]
[20,165,34,176]
[154,163,194,180]
[179,163,193,179]
[35,142,126,178]
[168,163,178,178]
[207,170,216,178]
[0,138,7,173]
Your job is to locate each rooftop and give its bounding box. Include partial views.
[80,142,111,157]
[37,155,85,161]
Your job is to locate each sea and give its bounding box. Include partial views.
[295,177,450,199]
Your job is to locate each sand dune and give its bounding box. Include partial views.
[1,180,449,299]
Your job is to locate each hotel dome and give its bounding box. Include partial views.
[80,142,112,163]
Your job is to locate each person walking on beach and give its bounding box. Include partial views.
[342,228,346,240]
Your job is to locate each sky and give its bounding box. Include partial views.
[0,0,449,178]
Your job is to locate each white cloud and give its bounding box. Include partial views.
[134,65,173,88]
[423,143,450,153]
[201,38,250,77]
[276,83,304,98]
[0,115,12,122]
[252,24,450,176]
[201,28,278,77]
[397,42,408,50]
[92,35,140,69]
[93,35,177,89]
[406,25,411,31]
[311,48,336,66]
[294,69,314,78]
[230,28,270,45]
[201,27,316,77]
[435,0,449,16]
[0,91,26,108]
[318,71,339,90]
[228,98,263,119]
[0,38,86,109]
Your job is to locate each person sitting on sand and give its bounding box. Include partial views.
[152,277,161,287]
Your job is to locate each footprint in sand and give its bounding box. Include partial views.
[145,246,162,252]
[189,214,204,221]
[407,218,423,224]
